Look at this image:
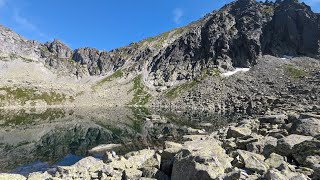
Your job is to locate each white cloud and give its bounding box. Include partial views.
[173,8,183,24]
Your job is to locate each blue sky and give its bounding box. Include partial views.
[0,0,319,51]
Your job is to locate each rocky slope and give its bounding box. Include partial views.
[0,0,320,109]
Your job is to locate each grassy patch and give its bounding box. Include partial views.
[165,81,198,100]
[165,68,219,100]
[0,108,66,127]
[128,75,152,106]
[140,27,185,46]
[0,87,66,106]
[263,6,274,14]
[284,65,307,79]
[93,69,124,89]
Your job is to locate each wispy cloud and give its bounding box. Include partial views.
[173,8,183,24]
[13,9,37,31]
[0,0,6,8]
[12,8,50,41]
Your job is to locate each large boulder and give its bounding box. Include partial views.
[265,153,286,169]
[292,138,320,167]
[28,172,52,180]
[247,136,278,156]
[171,138,232,180]
[0,174,26,180]
[276,134,313,156]
[108,149,161,171]
[232,150,269,174]
[291,117,320,136]
[264,168,309,180]
[226,126,252,139]
[56,156,121,179]
[259,114,288,124]
[160,141,183,176]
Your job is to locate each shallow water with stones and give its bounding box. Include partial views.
[0,107,242,175]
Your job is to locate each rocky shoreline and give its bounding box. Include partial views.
[1,111,319,180]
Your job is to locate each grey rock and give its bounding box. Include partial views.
[265,169,287,180]
[227,126,252,139]
[45,39,73,59]
[28,172,52,180]
[123,168,143,180]
[141,167,170,180]
[259,114,287,124]
[232,150,269,174]
[265,153,285,169]
[292,139,320,167]
[276,134,313,156]
[291,118,320,136]
[0,173,26,180]
[171,138,232,180]
[247,136,278,156]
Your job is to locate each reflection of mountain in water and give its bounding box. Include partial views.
[0,107,238,174]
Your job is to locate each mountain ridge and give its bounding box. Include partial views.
[0,0,319,110]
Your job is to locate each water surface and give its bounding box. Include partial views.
[0,107,239,175]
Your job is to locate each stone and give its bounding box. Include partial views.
[28,172,52,180]
[292,139,320,167]
[259,114,288,124]
[247,136,278,156]
[171,138,232,180]
[233,150,269,174]
[141,167,170,180]
[109,149,161,171]
[226,126,252,138]
[296,167,314,177]
[0,174,26,180]
[123,168,143,179]
[0,90,7,97]
[264,169,287,180]
[265,153,285,169]
[216,168,250,179]
[291,118,320,136]
[164,141,182,149]
[161,142,183,176]
[125,149,161,168]
[276,134,313,156]
[313,164,320,180]
[300,113,320,120]
[182,135,207,141]
[88,143,122,154]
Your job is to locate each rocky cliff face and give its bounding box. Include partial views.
[146,0,320,87]
[262,0,320,57]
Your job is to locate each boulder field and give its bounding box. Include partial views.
[2,111,319,180]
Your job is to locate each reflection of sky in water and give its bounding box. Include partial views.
[13,154,82,176]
